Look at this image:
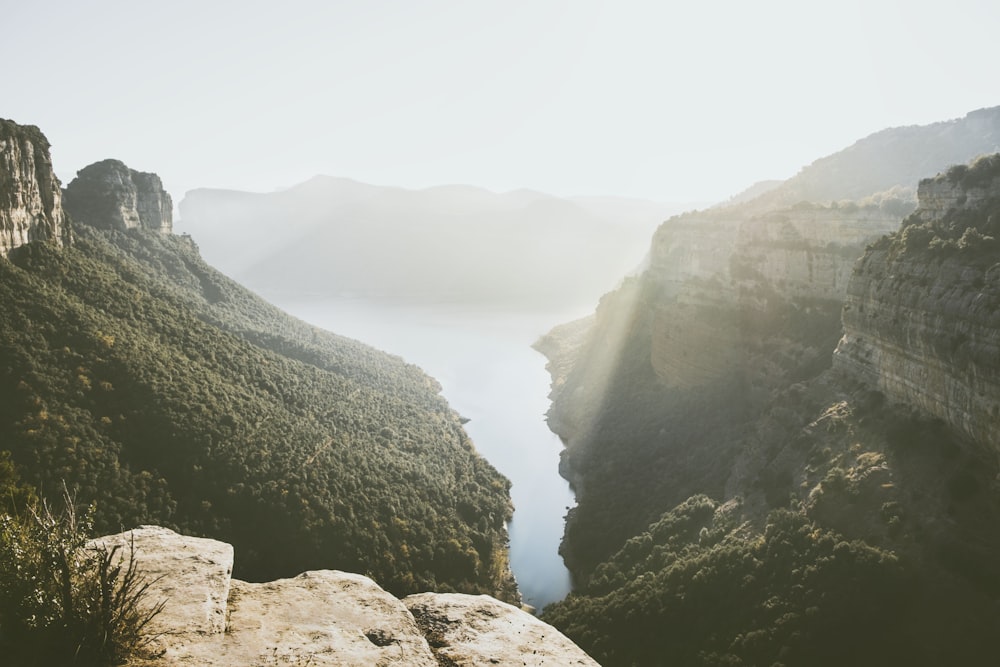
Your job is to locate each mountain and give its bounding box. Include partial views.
[178,176,685,310]
[539,108,1000,665]
[0,120,517,602]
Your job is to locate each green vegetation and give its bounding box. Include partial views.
[545,497,912,667]
[542,154,1000,664]
[881,153,1000,262]
[0,225,516,601]
[0,491,164,666]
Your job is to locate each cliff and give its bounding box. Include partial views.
[0,119,69,255]
[834,154,1000,451]
[539,110,1000,664]
[63,159,173,234]
[93,526,597,666]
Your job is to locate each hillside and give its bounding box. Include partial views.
[540,110,1000,665]
[178,176,682,310]
[0,121,517,602]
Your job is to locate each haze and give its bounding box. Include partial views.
[4,0,999,203]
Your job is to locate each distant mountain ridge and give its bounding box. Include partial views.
[178,176,686,309]
[756,106,1000,207]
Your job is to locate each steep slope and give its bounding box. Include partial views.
[178,176,680,310]
[0,123,517,602]
[540,113,1000,665]
[0,118,70,255]
[543,106,1000,572]
[835,154,1000,451]
[63,159,173,234]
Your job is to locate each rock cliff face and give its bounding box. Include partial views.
[94,526,597,667]
[834,154,1000,452]
[640,202,901,388]
[540,107,1000,585]
[63,159,172,233]
[632,106,1000,388]
[0,119,69,255]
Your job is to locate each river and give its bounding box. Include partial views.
[270,296,583,610]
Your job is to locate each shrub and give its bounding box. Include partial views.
[0,491,165,666]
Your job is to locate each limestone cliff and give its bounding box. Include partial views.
[540,106,1000,584]
[633,201,900,389]
[834,154,1000,452]
[63,159,172,233]
[0,119,69,255]
[93,526,598,667]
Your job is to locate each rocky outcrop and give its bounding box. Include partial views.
[834,154,1000,452]
[64,159,172,234]
[639,202,902,387]
[93,526,597,666]
[0,119,69,255]
[405,593,600,666]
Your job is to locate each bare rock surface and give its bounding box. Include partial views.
[0,118,69,255]
[91,526,234,652]
[63,158,172,233]
[834,155,1000,451]
[91,526,595,666]
[405,592,600,666]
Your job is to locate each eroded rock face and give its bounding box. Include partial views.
[641,202,901,387]
[834,157,1000,452]
[63,159,172,234]
[91,526,595,666]
[0,119,69,255]
[405,592,600,666]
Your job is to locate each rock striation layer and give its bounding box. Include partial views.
[63,159,172,234]
[834,154,1000,452]
[0,119,69,255]
[641,202,902,388]
[93,526,596,666]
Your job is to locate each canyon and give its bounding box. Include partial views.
[540,107,1000,665]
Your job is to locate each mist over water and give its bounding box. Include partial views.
[272,296,581,610]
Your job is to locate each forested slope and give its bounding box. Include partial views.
[0,224,517,601]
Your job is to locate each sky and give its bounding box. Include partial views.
[4,0,999,204]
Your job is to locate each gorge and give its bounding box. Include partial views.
[7,102,1000,667]
[539,107,1000,665]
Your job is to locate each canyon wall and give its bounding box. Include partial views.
[834,155,1000,452]
[643,202,902,388]
[0,119,69,255]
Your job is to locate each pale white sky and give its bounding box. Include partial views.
[4,0,998,203]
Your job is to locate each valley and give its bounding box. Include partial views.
[5,104,1000,666]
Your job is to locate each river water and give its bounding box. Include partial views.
[271,296,582,610]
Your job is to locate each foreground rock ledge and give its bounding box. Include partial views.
[94,526,598,666]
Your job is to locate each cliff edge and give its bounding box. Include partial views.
[94,526,598,666]
[0,119,69,255]
[835,153,1000,452]
[63,159,172,234]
